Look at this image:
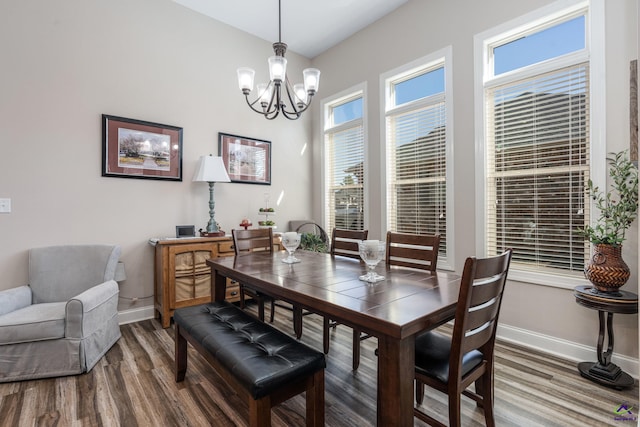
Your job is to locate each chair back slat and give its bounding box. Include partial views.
[463,302,501,342]
[469,278,504,307]
[331,228,368,259]
[450,249,512,377]
[460,320,497,355]
[232,228,274,255]
[385,232,440,272]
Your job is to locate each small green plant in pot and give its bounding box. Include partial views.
[578,150,638,292]
[300,232,328,253]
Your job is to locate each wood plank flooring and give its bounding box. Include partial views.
[1,304,637,426]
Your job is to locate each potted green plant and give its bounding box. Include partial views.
[579,150,638,292]
[300,232,328,253]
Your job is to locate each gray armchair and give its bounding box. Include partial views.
[0,245,122,382]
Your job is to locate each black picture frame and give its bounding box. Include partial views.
[218,132,272,185]
[102,114,183,181]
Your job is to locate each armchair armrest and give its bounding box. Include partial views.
[65,280,119,338]
[0,285,32,317]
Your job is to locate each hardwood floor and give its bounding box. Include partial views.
[1,304,637,426]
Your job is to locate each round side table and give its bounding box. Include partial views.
[574,285,638,390]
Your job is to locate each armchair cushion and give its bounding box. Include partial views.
[0,285,32,317]
[29,245,121,303]
[0,302,66,345]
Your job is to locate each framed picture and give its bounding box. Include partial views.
[102,114,183,181]
[219,132,271,185]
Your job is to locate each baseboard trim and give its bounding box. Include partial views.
[497,323,639,379]
[117,304,639,379]
[118,305,156,325]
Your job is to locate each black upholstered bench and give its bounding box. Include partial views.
[174,301,326,426]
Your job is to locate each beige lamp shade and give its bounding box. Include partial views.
[192,155,231,182]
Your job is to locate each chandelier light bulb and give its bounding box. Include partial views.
[293,83,306,105]
[303,68,321,93]
[268,56,287,82]
[257,83,272,106]
[237,67,255,93]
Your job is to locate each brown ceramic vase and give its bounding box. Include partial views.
[584,244,630,293]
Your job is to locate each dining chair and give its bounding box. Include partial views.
[232,228,309,339]
[413,248,513,427]
[324,228,369,370]
[353,231,442,370]
[330,228,368,259]
[232,228,276,322]
[385,231,441,272]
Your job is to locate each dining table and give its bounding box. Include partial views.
[206,249,461,427]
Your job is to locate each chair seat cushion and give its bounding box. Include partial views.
[0,302,66,345]
[414,330,483,383]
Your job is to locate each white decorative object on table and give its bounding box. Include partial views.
[282,232,301,264]
[359,240,385,283]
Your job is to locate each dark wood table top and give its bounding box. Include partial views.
[207,249,461,339]
[206,249,462,426]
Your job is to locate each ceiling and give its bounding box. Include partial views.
[172,0,409,58]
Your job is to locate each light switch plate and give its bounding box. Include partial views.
[0,198,11,213]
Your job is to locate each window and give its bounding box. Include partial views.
[383,49,453,266]
[323,86,365,233]
[493,15,585,75]
[477,1,595,286]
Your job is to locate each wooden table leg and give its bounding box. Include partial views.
[577,310,635,389]
[376,335,415,427]
[211,268,227,302]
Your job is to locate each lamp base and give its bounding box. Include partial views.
[200,230,225,237]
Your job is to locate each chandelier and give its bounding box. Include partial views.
[236,0,320,120]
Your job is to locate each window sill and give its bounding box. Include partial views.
[507,268,590,290]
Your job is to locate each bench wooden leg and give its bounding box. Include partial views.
[175,324,187,382]
[249,395,272,427]
[306,369,325,427]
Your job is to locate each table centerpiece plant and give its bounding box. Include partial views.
[578,150,638,292]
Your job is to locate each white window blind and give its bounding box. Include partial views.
[386,101,447,252]
[324,95,364,232]
[486,63,590,274]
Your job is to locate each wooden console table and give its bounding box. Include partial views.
[149,236,237,328]
[149,235,282,328]
[574,285,638,390]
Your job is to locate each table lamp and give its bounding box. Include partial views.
[193,155,230,236]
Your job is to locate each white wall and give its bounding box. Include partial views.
[311,0,639,364]
[0,0,314,311]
